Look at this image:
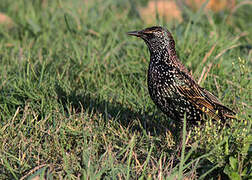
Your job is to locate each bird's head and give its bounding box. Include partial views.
[127,26,175,53]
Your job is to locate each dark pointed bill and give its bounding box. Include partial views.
[127,31,140,37]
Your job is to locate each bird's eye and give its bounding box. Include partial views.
[143,30,153,34]
[144,32,155,39]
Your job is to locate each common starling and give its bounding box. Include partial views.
[128,26,235,123]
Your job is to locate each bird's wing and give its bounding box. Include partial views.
[202,88,236,119]
[173,70,235,120]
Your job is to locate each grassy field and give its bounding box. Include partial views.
[0,0,251,179]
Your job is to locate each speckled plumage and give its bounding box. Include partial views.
[128,26,235,123]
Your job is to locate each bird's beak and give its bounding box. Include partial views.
[127,30,141,37]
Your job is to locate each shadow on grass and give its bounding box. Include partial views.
[55,83,178,138]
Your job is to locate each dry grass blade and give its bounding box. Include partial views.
[20,164,48,180]
[230,0,252,16]
[214,44,241,61]
[202,63,212,84]
[198,67,206,84]
[202,43,217,65]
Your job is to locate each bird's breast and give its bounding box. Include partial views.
[147,62,177,100]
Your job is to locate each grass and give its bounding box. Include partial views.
[0,0,251,179]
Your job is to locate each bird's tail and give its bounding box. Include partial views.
[216,104,237,121]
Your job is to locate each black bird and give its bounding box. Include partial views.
[128,26,235,124]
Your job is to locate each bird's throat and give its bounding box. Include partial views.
[149,45,171,65]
